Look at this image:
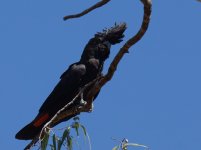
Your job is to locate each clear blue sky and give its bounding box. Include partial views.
[1,0,201,149]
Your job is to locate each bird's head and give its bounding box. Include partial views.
[80,23,127,62]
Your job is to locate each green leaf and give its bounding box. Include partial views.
[72,122,80,136]
[58,129,69,150]
[62,129,69,143]
[67,135,73,150]
[112,146,120,150]
[75,126,79,136]
[73,116,80,121]
[80,125,87,137]
[50,145,54,150]
[52,134,57,150]
[41,132,50,150]
[124,143,149,149]
[57,139,61,150]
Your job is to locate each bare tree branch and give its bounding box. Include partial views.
[101,0,152,84]
[63,0,111,21]
[24,0,152,149]
[81,0,152,115]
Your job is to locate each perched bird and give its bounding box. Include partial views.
[15,23,127,140]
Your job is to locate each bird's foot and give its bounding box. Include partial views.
[86,103,94,112]
[89,103,94,112]
[79,98,87,106]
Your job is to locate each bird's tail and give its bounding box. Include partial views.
[15,113,49,140]
[15,113,76,140]
[95,23,127,45]
[15,122,42,140]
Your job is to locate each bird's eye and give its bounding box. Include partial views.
[98,44,106,52]
[103,41,111,49]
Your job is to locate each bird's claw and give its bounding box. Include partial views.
[79,98,87,106]
[87,103,94,112]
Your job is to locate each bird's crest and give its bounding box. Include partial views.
[95,23,127,45]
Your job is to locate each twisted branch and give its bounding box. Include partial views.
[101,0,152,84]
[63,0,111,20]
[24,0,152,149]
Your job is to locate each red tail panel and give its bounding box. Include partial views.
[33,113,49,127]
[15,113,50,140]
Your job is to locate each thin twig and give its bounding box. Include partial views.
[63,0,111,20]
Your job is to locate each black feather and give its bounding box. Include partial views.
[95,23,127,45]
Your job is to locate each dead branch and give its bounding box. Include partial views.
[100,0,152,85]
[63,0,111,20]
[24,0,152,149]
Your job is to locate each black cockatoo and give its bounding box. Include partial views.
[15,23,127,140]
